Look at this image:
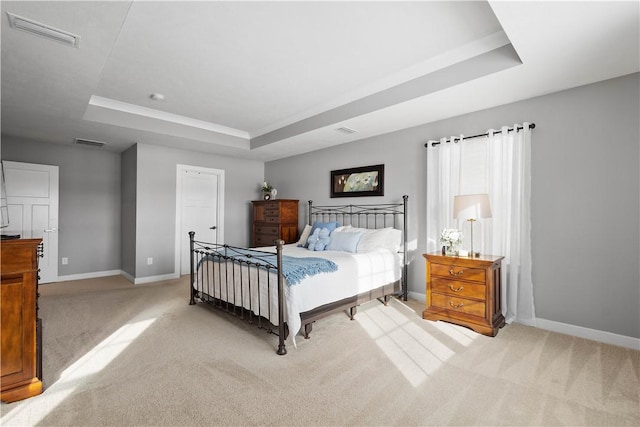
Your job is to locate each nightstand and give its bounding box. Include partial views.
[422,253,505,337]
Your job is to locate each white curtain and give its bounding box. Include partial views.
[426,123,535,325]
[426,136,462,252]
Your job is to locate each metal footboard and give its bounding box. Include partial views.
[189,231,288,355]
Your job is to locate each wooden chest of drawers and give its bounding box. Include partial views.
[251,199,299,247]
[423,253,505,336]
[1,238,43,402]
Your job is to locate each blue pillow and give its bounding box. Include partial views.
[311,221,340,234]
[326,230,365,253]
[305,221,340,247]
[310,221,340,234]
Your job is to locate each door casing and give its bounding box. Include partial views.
[175,164,225,276]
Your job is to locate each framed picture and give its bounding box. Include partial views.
[330,164,384,198]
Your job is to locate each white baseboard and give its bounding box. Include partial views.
[408,291,639,350]
[57,270,179,286]
[121,271,135,283]
[134,272,179,285]
[407,290,426,302]
[55,270,122,282]
[536,318,640,351]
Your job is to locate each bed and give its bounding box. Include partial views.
[189,195,408,355]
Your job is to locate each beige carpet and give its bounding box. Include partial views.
[1,275,638,426]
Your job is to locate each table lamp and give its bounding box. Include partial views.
[453,193,492,257]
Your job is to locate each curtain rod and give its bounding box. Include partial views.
[424,123,536,148]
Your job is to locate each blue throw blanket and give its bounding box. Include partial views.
[200,249,338,286]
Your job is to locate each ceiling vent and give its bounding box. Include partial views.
[74,138,105,148]
[336,126,357,135]
[6,12,80,48]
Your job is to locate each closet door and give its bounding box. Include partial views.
[177,165,225,275]
[4,161,59,283]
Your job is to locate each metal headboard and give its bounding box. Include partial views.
[308,195,408,301]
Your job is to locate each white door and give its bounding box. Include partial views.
[176,165,224,275]
[3,161,59,283]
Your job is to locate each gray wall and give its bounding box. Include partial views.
[1,137,122,276]
[121,145,137,277]
[134,143,263,278]
[0,137,264,281]
[266,72,640,339]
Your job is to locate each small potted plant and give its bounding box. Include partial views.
[261,181,276,200]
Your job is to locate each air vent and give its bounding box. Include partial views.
[7,12,80,48]
[74,138,105,148]
[336,126,357,134]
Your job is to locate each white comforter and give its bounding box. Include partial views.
[194,244,402,344]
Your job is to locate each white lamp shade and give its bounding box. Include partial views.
[453,193,492,220]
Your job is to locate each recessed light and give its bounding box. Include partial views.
[149,93,165,101]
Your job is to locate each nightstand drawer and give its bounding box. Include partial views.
[431,294,485,317]
[431,277,485,300]
[431,263,486,283]
[255,225,279,235]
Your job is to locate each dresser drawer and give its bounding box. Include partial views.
[431,263,486,283]
[431,294,485,317]
[255,234,279,247]
[431,277,485,300]
[264,216,281,224]
[264,202,280,213]
[255,225,279,236]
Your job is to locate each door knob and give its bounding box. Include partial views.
[44,228,57,233]
[210,226,216,230]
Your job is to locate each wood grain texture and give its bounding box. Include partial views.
[251,200,299,247]
[1,238,43,403]
[423,252,505,336]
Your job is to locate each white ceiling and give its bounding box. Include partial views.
[1,1,638,162]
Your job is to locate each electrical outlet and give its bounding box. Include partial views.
[61,257,68,265]
[147,257,153,265]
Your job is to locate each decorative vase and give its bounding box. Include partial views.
[263,192,271,200]
[445,244,459,256]
[270,188,277,199]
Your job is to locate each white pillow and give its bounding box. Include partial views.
[356,227,402,253]
[334,224,352,232]
[296,224,312,247]
[326,230,365,253]
[340,226,369,233]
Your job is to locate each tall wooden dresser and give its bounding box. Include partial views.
[251,199,299,247]
[423,253,505,337]
[1,238,43,403]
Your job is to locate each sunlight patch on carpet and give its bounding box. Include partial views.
[356,302,477,387]
[1,300,176,426]
[431,317,478,346]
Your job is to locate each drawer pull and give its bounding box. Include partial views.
[449,284,464,292]
[449,301,464,309]
[449,268,464,277]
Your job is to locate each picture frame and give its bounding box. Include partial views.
[330,164,384,198]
